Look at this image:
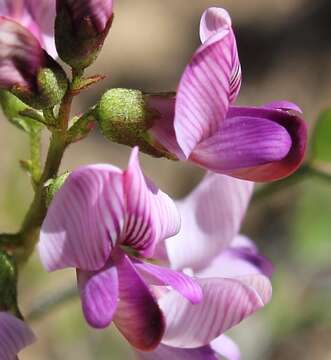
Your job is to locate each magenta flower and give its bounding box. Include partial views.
[150,7,307,182]
[0,312,35,359]
[57,0,113,34]
[136,174,272,359]
[55,0,113,69]
[0,0,56,57]
[38,148,202,351]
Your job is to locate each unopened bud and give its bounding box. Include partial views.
[55,0,113,70]
[0,18,68,109]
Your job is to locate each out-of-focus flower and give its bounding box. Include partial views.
[0,312,35,360]
[38,147,202,351]
[149,7,307,182]
[136,174,272,359]
[0,17,67,109]
[55,0,113,69]
[0,0,57,57]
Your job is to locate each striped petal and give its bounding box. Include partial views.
[159,275,272,348]
[211,335,241,360]
[77,262,118,329]
[0,17,44,89]
[199,7,241,103]
[166,173,253,271]
[135,343,218,360]
[198,240,273,279]
[173,27,233,158]
[221,106,307,181]
[0,312,36,360]
[58,0,113,33]
[114,254,165,351]
[122,148,180,257]
[191,114,292,176]
[39,164,125,272]
[134,261,203,304]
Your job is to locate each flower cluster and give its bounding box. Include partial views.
[0,1,307,359]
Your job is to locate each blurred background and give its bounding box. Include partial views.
[1,0,331,358]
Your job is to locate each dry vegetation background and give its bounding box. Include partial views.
[1,0,331,359]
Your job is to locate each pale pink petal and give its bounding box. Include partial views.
[135,343,218,360]
[159,275,271,348]
[174,29,233,158]
[134,261,203,304]
[198,247,273,279]
[0,312,36,360]
[77,263,118,329]
[39,164,125,272]
[166,173,253,271]
[199,7,241,103]
[211,335,241,360]
[114,253,165,351]
[0,17,44,89]
[191,115,292,173]
[26,0,57,57]
[122,148,180,257]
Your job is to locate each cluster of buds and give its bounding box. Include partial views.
[0,1,308,360]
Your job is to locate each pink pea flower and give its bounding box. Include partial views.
[0,0,57,57]
[149,7,307,182]
[38,147,202,351]
[0,312,35,359]
[135,174,272,359]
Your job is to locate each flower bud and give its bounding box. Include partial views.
[96,88,166,157]
[55,0,113,70]
[0,18,68,109]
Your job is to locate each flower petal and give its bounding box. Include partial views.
[122,148,180,257]
[39,164,125,272]
[135,343,218,360]
[0,17,44,89]
[0,312,36,359]
[60,0,113,33]
[77,263,118,329]
[159,275,271,348]
[26,0,57,57]
[173,28,234,158]
[113,253,165,351]
[198,244,273,279]
[211,335,241,360]
[221,106,308,181]
[264,100,303,114]
[191,114,292,175]
[134,261,203,304]
[166,173,253,271]
[199,7,241,103]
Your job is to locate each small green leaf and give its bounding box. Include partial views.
[311,109,331,163]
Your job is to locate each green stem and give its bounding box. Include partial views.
[29,129,42,186]
[252,163,331,204]
[27,286,78,322]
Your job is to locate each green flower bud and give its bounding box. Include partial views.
[96,88,165,157]
[46,172,70,207]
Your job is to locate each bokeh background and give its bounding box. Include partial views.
[1,0,331,358]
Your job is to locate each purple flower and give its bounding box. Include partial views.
[38,147,202,351]
[57,0,113,34]
[0,0,57,57]
[149,7,307,182]
[0,312,35,359]
[136,174,272,359]
[55,0,113,69]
